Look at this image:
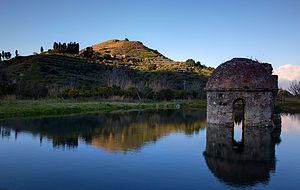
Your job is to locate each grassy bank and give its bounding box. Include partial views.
[0,99,206,120]
[277,98,300,113]
[1,97,299,120]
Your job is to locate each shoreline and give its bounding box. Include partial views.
[0,99,206,120]
[0,98,299,120]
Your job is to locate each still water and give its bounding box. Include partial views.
[0,110,299,190]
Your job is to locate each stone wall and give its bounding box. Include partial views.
[207,89,276,126]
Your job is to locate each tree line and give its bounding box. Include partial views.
[0,50,12,61]
[52,42,79,54]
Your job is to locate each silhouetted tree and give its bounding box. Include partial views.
[0,53,2,61]
[52,41,79,54]
[1,51,4,60]
[195,61,201,66]
[62,43,67,50]
[15,50,19,57]
[53,42,58,50]
[40,46,44,53]
[4,52,11,59]
[76,43,79,54]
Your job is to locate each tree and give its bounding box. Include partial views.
[195,61,201,66]
[0,53,1,61]
[40,46,44,53]
[1,51,4,60]
[288,80,300,96]
[186,59,195,67]
[53,42,58,50]
[15,50,19,57]
[4,52,11,59]
[82,47,94,58]
[62,43,67,50]
[75,43,79,54]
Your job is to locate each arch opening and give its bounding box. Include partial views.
[232,98,245,153]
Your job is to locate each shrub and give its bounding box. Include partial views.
[157,89,175,100]
[186,59,195,67]
[147,64,157,71]
[143,87,155,100]
[124,87,140,99]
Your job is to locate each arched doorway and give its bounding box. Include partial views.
[232,98,245,152]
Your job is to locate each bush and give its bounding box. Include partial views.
[157,89,175,100]
[143,87,155,100]
[186,59,195,67]
[124,87,140,99]
[147,64,157,71]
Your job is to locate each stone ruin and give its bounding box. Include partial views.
[205,58,278,126]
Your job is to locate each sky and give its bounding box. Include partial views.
[1,0,299,89]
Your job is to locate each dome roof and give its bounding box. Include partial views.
[206,58,277,90]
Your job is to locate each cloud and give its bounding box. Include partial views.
[273,64,300,90]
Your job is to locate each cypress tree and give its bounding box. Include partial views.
[62,43,67,51]
[53,42,58,50]
[76,43,79,54]
[41,46,44,53]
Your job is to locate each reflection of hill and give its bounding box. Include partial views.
[204,123,281,187]
[0,110,206,152]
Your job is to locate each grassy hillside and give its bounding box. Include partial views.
[0,39,214,99]
[80,39,214,75]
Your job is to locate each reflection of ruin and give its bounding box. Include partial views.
[0,110,206,152]
[206,58,278,126]
[204,122,281,187]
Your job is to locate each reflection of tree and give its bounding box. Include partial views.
[0,110,206,152]
[204,122,281,187]
[1,127,11,137]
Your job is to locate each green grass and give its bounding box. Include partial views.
[1,97,299,120]
[277,100,300,113]
[277,96,300,113]
[0,99,207,120]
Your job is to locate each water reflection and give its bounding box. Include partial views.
[204,114,282,187]
[0,110,206,153]
[281,113,300,133]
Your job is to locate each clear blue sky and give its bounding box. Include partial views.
[1,0,299,69]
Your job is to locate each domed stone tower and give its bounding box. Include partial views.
[205,58,278,126]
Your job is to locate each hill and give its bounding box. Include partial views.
[81,39,166,60]
[0,39,214,100]
[80,39,214,75]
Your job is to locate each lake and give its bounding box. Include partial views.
[0,110,300,190]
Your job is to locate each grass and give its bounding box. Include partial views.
[1,96,299,120]
[0,99,207,120]
[277,100,300,113]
